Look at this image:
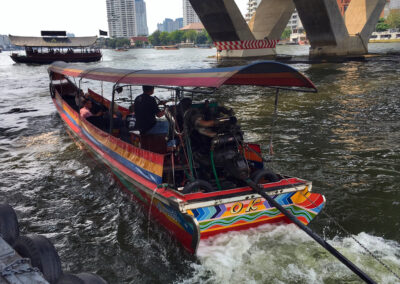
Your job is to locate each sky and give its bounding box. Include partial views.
[0,0,248,36]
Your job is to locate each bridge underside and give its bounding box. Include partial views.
[190,0,386,58]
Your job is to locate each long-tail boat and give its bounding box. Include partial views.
[154,45,179,50]
[9,31,101,64]
[48,61,325,254]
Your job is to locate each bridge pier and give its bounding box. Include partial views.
[294,0,386,57]
[218,48,275,58]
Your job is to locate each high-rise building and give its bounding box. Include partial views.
[245,0,261,22]
[389,0,400,10]
[183,0,200,26]
[106,0,137,38]
[135,0,149,36]
[0,35,11,50]
[157,18,184,33]
[286,10,303,33]
[245,0,303,33]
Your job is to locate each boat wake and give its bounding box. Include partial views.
[182,224,400,284]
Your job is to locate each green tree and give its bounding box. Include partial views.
[159,32,170,45]
[115,38,130,48]
[386,11,400,29]
[195,30,208,44]
[375,18,389,31]
[184,30,197,43]
[135,40,144,47]
[168,30,184,44]
[204,30,212,44]
[281,28,292,40]
[148,30,161,46]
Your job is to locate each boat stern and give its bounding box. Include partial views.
[182,180,325,241]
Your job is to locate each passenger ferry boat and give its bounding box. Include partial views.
[369,29,400,43]
[48,61,325,253]
[9,31,101,64]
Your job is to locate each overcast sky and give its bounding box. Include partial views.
[0,0,248,36]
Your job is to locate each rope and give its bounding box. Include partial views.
[300,191,400,281]
[269,89,279,162]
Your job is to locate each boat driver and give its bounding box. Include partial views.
[134,85,168,135]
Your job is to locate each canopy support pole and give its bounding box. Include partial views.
[130,86,133,105]
[109,85,116,134]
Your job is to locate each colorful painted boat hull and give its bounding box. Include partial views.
[52,89,325,254]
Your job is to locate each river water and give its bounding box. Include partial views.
[0,45,399,283]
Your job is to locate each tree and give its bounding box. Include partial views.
[204,30,212,44]
[184,30,197,43]
[168,30,184,44]
[115,38,130,48]
[386,10,400,29]
[148,30,161,46]
[159,32,170,45]
[281,28,292,40]
[375,18,389,32]
[196,30,208,44]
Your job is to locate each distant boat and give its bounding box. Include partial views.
[114,47,129,51]
[9,32,101,64]
[195,44,212,48]
[369,29,400,43]
[289,32,309,46]
[154,45,179,50]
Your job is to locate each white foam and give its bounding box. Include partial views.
[181,224,400,284]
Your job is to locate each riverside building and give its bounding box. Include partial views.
[135,0,149,36]
[106,0,137,38]
[183,0,200,26]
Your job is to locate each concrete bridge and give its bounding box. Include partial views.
[189,0,386,58]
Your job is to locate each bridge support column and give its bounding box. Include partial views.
[190,0,275,58]
[249,0,295,40]
[218,49,275,58]
[293,0,386,57]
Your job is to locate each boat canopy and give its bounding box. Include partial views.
[48,61,317,91]
[9,35,98,47]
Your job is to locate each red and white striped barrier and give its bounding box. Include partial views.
[214,39,279,50]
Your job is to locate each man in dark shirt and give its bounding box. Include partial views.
[134,85,168,134]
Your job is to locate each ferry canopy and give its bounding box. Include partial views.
[48,61,317,91]
[9,35,98,47]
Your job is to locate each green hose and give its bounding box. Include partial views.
[210,150,222,191]
[185,136,195,180]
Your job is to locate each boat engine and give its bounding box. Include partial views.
[185,104,250,185]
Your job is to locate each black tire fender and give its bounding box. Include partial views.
[57,273,107,284]
[182,179,214,194]
[56,273,84,284]
[0,203,20,246]
[76,273,108,284]
[13,234,62,284]
[252,168,280,184]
